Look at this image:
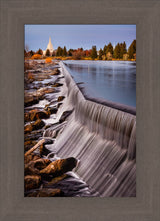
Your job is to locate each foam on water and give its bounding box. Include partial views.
[46,62,136,197]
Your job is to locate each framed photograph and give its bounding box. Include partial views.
[0,0,160,220]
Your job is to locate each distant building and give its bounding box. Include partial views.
[43,37,54,56]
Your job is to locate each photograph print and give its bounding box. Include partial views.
[24,25,136,197]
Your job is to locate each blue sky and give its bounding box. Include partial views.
[25,25,136,51]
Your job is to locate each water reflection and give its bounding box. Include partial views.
[65,60,136,107]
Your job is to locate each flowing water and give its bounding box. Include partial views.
[46,62,136,197]
[64,60,136,108]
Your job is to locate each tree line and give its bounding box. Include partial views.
[25,40,136,60]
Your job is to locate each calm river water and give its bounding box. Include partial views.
[64,60,136,107]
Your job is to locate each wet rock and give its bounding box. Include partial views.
[25,109,50,121]
[45,107,58,114]
[24,130,43,142]
[24,153,41,164]
[51,68,60,75]
[44,124,52,130]
[24,112,31,122]
[35,111,50,119]
[32,119,45,130]
[24,95,39,107]
[25,175,41,191]
[24,140,37,152]
[59,110,73,123]
[25,158,51,176]
[40,157,77,178]
[57,96,65,102]
[44,88,55,94]
[39,143,51,156]
[24,119,45,133]
[57,103,63,108]
[25,164,40,176]
[33,159,51,170]
[44,174,68,187]
[24,124,33,133]
[53,83,63,87]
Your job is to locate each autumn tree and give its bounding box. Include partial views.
[68,49,74,56]
[85,49,92,57]
[37,48,43,55]
[72,48,85,60]
[29,50,35,57]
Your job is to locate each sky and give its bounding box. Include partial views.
[25,25,136,52]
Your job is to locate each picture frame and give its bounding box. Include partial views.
[0,0,160,220]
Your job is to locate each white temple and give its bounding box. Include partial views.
[43,37,54,56]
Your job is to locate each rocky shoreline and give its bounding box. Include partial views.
[24,60,94,197]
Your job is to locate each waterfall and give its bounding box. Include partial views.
[49,62,136,197]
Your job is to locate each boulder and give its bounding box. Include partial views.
[24,124,33,133]
[39,140,53,156]
[24,140,37,152]
[45,107,58,114]
[24,153,41,164]
[44,174,68,187]
[40,157,77,178]
[25,158,51,176]
[24,119,45,133]
[57,103,63,108]
[57,96,65,102]
[59,110,73,123]
[51,68,60,75]
[32,119,45,130]
[35,111,50,119]
[53,83,63,87]
[25,175,41,191]
[24,95,39,107]
[25,164,40,176]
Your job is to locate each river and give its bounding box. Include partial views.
[64,60,136,108]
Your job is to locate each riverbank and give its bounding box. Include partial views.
[25,56,136,62]
[24,60,94,197]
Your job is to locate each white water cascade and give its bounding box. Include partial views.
[49,62,136,197]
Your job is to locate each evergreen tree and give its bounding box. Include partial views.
[98,48,103,60]
[119,42,127,59]
[45,49,50,57]
[114,43,121,59]
[56,47,63,56]
[91,46,97,60]
[68,49,73,56]
[106,42,113,55]
[128,40,136,59]
[103,45,107,55]
[37,48,43,55]
[29,50,34,57]
[62,46,67,57]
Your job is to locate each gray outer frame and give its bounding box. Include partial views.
[0,0,160,220]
